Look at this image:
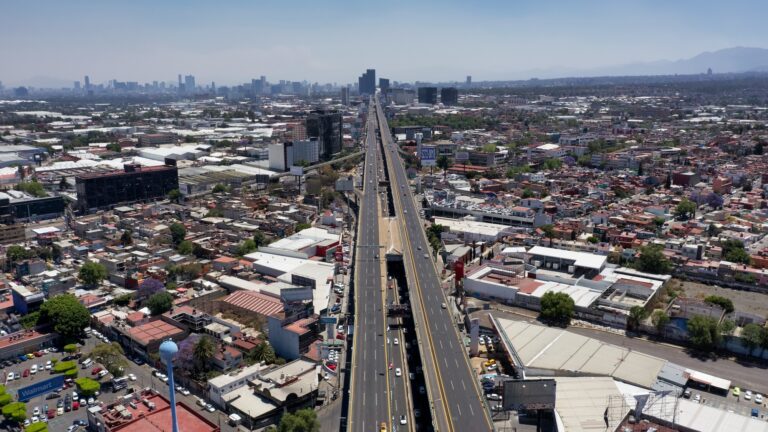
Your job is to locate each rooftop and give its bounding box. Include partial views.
[127,320,185,346]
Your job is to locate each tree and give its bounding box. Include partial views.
[295,223,311,232]
[19,311,40,329]
[704,295,735,314]
[436,155,450,176]
[15,180,47,197]
[722,240,751,264]
[627,306,649,331]
[238,238,258,256]
[719,319,736,336]
[741,323,763,355]
[147,291,174,315]
[79,261,108,287]
[193,335,216,376]
[651,310,670,334]
[521,188,534,199]
[119,230,133,247]
[540,224,555,247]
[167,189,182,203]
[0,393,11,407]
[674,198,696,220]
[53,360,77,374]
[635,245,672,274]
[707,223,720,237]
[212,183,228,194]
[2,401,26,423]
[539,292,575,326]
[63,344,78,353]
[137,278,165,300]
[39,294,90,339]
[74,377,101,396]
[177,240,194,255]
[90,342,127,377]
[113,293,132,306]
[755,141,765,155]
[248,342,277,364]
[26,423,47,432]
[277,408,320,432]
[253,231,268,247]
[6,245,33,263]
[175,334,201,371]
[169,222,186,246]
[687,315,721,351]
[543,158,562,170]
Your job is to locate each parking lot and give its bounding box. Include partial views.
[685,385,768,419]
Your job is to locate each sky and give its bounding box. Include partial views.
[2,0,767,87]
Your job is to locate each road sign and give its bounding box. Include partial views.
[320,316,338,325]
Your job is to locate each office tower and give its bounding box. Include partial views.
[391,88,415,105]
[184,75,195,93]
[75,164,179,213]
[84,75,90,90]
[341,86,350,106]
[357,69,376,95]
[306,110,342,161]
[418,87,438,105]
[379,78,390,93]
[159,341,180,432]
[177,74,182,88]
[251,78,263,95]
[441,87,459,106]
[74,81,81,91]
[466,75,472,86]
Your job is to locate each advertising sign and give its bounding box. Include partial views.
[455,151,469,162]
[18,375,65,402]
[290,166,305,176]
[421,145,437,167]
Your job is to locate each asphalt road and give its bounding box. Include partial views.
[349,106,392,432]
[375,97,492,432]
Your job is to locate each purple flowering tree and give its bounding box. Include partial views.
[137,278,165,299]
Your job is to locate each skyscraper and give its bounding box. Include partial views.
[84,75,90,90]
[418,87,438,105]
[379,78,390,93]
[74,81,81,91]
[306,110,342,160]
[358,69,376,95]
[466,75,472,87]
[441,87,459,106]
[184,75,196,93]
[341,86,350,106]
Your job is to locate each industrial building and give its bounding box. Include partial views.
[306,110,342,160]
[75,164,179,213]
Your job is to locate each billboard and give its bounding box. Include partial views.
[420,145,437,167]
[290,166,305,176]
[455,151,469,162]
[319,316,338,325]
[502,379,556,411]
[18,375,65,402]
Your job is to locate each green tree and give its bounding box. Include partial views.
[26,423,48,432]
[193,335,216,375]
[79,261,108,287]
[212,183,228,194]
[436,155,451,175]
[674,198,696,220]
[521,188,534,199]
[543,158,563,170]
[719,319,736,336]
[238,238,257,256]
[19,311,40,329]
[704,295,735,314]
[722,240,751,264]
[113,293,133,306]
[1,401,26,423]
[14,180,47,197]
[540,224,555,247]
[53,360,77,374]
[106,142,122,153]
[627,306,649,331]
[634,245,672,274]
[741,323,764,355]
[6,245,33,263]
[295,223,311,232]
[63,343,78,353]
[539,292,575,326]
[277,408,320,432]
[0,394,11,407]
[177,240,194,255]
[119,230,133,247]
[39,294,90,339]
[169,222,186,246]
[74,377,101,396]
[587,236,599,244]
[146,291,174,315]
[651,310,670,334]
[249,342,277,364]
[167,189,182,203]
[90,342,127,377]
[687,315,721,351]
[253,231,268,247]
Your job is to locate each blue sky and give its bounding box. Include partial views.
[2,0,766,86]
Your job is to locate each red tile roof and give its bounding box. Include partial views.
[222,290,283,317]
[127,320,185,346]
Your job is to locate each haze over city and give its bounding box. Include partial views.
[3,0,768,86]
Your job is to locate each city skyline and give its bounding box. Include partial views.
[3,0,768,87]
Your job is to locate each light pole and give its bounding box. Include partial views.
[159,340,180,432]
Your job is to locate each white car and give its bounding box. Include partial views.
[756,394,764,404]
[180,388,190,396]
[128,373,137,381]
[7,372,13,381]
[395,368,402,377]
[205,404,216,413]
[45,361,52,370]
[31,365,37,374]
[745,390,753,400]
[393,338,399,346]
[33,406,40,416]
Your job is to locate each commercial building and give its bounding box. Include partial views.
[75,164,179,213]
[391,88,415,105]
[441,87,459,106]
[340,86,350,106]
[0,329,58,361]
[526,246,607,278]
[418,87,438,105]
[306,110,342,160]
[379,78,390,93]
[358,69,376,95]
[137,133,175,147]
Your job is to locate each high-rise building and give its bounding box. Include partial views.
[306,110,343,160]
[84,75,90,90]
[75,164,179,213]
[441,87,459,106]
[379,78,390,93]
[251,78,263,95]
[74,81,81,91]
[466,75,472,87]
[177,74,182,90]
[358,69,376,95]
[184,75,196,93]
[418,87,438,105]
[341,86,350,106]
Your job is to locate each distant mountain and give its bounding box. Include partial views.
[522,47,768,80]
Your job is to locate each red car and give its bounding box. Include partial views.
[47,409,55,419]
[34,351,43,357]
[72,401,79,410]
[91,367,102,375]
[22,369,29,378]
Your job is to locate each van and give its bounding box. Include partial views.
[81,359,93,368]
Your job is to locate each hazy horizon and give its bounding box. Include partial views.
[2,0,768,87]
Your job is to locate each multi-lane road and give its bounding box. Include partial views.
[375,96,493,432]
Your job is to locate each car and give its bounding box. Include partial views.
[33,406,40,416]
[128,373,137,381]
[31,415,39,423]
[6,372,13,381]
[76,419,88,426]
[733,387,741,397]
[67,426,78,432]
[88,397,94,406]
[694,394,701,402]
[409,373,415,380]
[393,338,399,345]
[205,403,216,413]
[753,408,760,417]
[45,392,60,400]
[423,253,428,259]
[47,409,55,419]
[98,370,108,378]
[419,386,425,394]
[180,388,190,396]
[23,369,30,377]
[73,401,79,410]
[34,351,43,357]
[26,353,35,359]
[380,422,387,432]
[92,366,103,375]
[746,390,753,400]
[756,394,764,404]
[57,407,64,416]
[683,389,692,399]
[441,303,447,309]
[73,391,78,400]
[45,361,52,370]
[487,393,502,401]
[395,368,402,377]
[414,409,421,418]
[417,245,421,250]
[399,415,407,425]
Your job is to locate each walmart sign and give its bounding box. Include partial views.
[18,375,64,402]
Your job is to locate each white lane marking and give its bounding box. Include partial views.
[450,380,454,390]
[462,380,466,391]
[469,403,475,416]
[456,404,462,416]
[455,358,459,368]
